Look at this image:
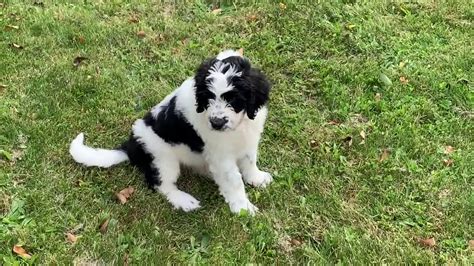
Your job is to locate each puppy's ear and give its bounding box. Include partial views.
[238,68,271,120]
[194,58,218,113]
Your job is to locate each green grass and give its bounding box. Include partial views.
[1,0,473,264]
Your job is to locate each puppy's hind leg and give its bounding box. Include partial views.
[153,158,201,212]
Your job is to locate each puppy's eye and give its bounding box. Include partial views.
[221,90,237,102]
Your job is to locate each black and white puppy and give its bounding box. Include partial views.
[70,50,272,215]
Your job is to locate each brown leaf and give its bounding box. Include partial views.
[10,43,23,49]
[73,56,88,67]
[469,240,474,250]
[399,76,409,84]
[379,149,390,162]
[128,16,139,23]
[360,131,366,140]
[343,136,353,147]
[246,14,258,22]
[5,25,19,30]
[375,92,382,102]
[211,8,222,15]
[13,245,31,259]
[444,145,455,154]
[116,186,135,204]
[76,35,85,44]
[237,48,244,56]
[418,237,436,247]
[66,232,78,244]
[137,30,146,38]
[327,120,339,125]
[290,238,302,246]
[443,159,454,167]
[99,219,109,234]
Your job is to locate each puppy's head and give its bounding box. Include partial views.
[194,51,271,131]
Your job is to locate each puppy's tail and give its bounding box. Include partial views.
[69,133,128,168]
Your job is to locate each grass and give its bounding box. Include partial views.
[1,0,473,264]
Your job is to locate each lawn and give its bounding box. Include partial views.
[1,0,473,264]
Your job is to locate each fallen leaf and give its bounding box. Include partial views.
[211,8,222,15]
[5,25,19,30]
[128,16,139,23]
[327,120,339,125]
[77,35,85,44]
[379,149,390,162]
[0,84,7,89]
[418,237,436,247]
[13,245,31,259]
[443,159,454,167]
[237,48,244,56]
[73,56,88,67]
[309,140,318,148]
[279,3,287,9]
[290,238,302,246]
[116,186,135,204]
[360,131,366,140]
[400,76,409,84]
[469,240,474,250]
[10,43,23,49]
[137,30,146,38]
[343,136,353,147]
[99,219,109,234]
[247,14,258,22]
[66,232,78,244]
[379,73,392,86]
[375,92,382,102]
[444,145,455,154]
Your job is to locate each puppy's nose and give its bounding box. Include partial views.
[210,117,227,130]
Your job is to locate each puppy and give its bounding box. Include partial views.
[70,50,272,215]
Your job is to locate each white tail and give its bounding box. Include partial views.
[69,133,128,168]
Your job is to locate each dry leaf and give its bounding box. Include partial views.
[237,48,244,56]
[343,136,353,147]
[360,131,366,139]
[443,159,454,167]
[66,232,78,244]
[0,84,7,89]
[279,3,287,9]
[137,30,146,38]
[247,14,258,22]
[99,219,109,234]
[375,92,382,102]
[211,8,222,15]
[128,16,139,23]
[379,149,390,162]
[328,120,339,125]
[10,43,23,49]
[418,237,436,247]
[77,35,85,44]
[5,25,19,30]
[290,238,302,246]
[399,76,409,84]
[469,240,474,250]
[13,245,31,259]
[73,56,88,67]
[116,186,135,204]
[444,145,455,154]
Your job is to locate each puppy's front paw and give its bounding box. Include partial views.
[245,171,273,188]
[229,199,258,216]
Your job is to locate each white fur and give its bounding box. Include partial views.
[70,50,271,215]
[69,133,128,167]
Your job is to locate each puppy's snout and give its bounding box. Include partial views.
[210,117,228,130]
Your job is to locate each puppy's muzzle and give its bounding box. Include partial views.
[210,117,228,130]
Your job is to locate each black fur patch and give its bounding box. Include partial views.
[120,136,161,189]
[143,96,205,153]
